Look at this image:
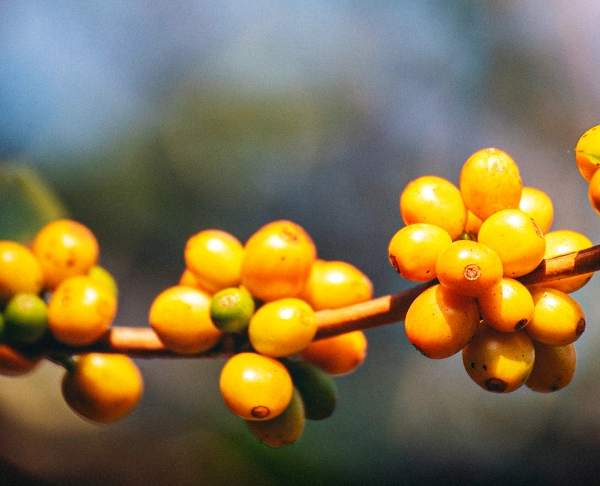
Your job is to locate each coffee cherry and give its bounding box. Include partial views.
[464,210,483,240]
[399,175,467,240]
[526,288,586,346]
[519,186,554,234]
[87,265,118,296]
[388,224,452,282]
[219,352,293,421]
[0,344,41,376]
[3,293,48,344]
[248,298,317,357]
[477,278,534,333]
[149,285,223,354]
[283,359,337,420]
[61,353,143,423]
[575,124,600,181]
[184,230,244,293]
[246,388,305,448]
[404,284,479,359]
[300,259,373,310]
[0,241,44,300]
[435,240,503,297]
[300,330,368,376]
[589,168,600,216]
[210,287,255,333]
[459,148,522,221]
[462,325,535,393]
[47,275,117,346]
[477,209,546,277]
[241,220,316,302]
[526,341,577,393]
[31,219,99,290]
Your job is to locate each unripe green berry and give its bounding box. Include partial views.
[210,287,255,333]
[3,293,48,344]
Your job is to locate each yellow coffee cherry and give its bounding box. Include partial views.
[0,241,44,300]
[248,298,317,357]
[435,240,503,297]
[404,284,479,359]
[477,278,534,333]
[388,224,452,282]
[31,219,100,290]
[575,124,600,181]
[526,341,576,393]
[300,330,368,376]
[399,175,467,240]
[184,229,244,293]
[300,259,373,310]
[61,353,143,423]
[464,210,483,240]
[589,168,600,215]
[519,186,554,234]
[462,325,535,393]
[459,148,522,221]
[477,209,546,277]
[149,285,223,354]
[241,220,317,302]
[531,229,594,294]
[526,288,586,346]
[47,275,117,346]
[219,352,293,421]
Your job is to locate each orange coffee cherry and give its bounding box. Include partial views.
[464,210,483,240]
[477,209,546,277]
[404,284,479,359]
[241,220,316,302]
[575,124,600,181]
[589,168,600,215]
[399,175,467,240]
[300,259,373,310]
[526,341,577,393]
[388,224,452,282]
[31,219,99,289]
[477,278,534,333]
[435,240,503,297]
[519,186,554,234]
[300,330,368,376]
[459,148,522,221]
[184,229,244,293]
[0,241,44,300]
[149,285,223,354]
[219,352,293,421]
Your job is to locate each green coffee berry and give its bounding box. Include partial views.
[210,287,255,333]
[4,293,48,344]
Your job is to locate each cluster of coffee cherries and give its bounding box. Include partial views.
[149,220,373,447]
[0,219,143,423]
[389,144,594,394]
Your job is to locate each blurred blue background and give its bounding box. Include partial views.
[1,1,600,484]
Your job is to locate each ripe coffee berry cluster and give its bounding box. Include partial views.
[149,220,373,447]
[0,219,143,423]
[389,146,593,394]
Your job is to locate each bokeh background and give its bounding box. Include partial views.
[1,1,600,484]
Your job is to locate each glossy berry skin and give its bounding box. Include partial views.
[61,353,143,423]
[47,275,117,346]
[31,219,100,290]
[210,287,255,333]
[219,352,293,421]
[526,341,577,393]
[3,293,48,344]
[526,288,586,346]
[283,359,337,420]
[477,209,546,278]
[0,241,44,300]
[400,175,467,240]
[518,186,554,234]
[388,224,452,282]
[246,388,305,448]
[462,325,535,393]
[575,124,600,181]
[0,344,41,376]
[459,147,522,221]
[241,220,316,302]
[300,330,367,376]
[435,240,503,297]
[248,298,317,357]
[184,229,244,294]
[588,168,600,215]
[404,284,479,359]
[300,259,373,310]
[149,285,223,354]
[477,279,534,333]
